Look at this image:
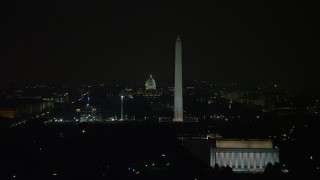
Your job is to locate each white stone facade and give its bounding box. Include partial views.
[210,139,279,172]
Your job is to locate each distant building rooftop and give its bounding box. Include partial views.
[216,139,273,149]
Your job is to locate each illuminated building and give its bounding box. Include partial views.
[76,106,102,122]
[0,98,54,119]
[145,75,156,90]
[0,108,17,119]
[174,35,183,122]
[210,139,279,172]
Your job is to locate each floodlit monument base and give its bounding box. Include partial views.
[159,117,198,123]
[210,139,279,173]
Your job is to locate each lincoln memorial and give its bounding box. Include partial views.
[210,139,279,172]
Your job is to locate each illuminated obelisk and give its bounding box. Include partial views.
[174,35,183,122]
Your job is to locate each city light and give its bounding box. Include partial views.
[1,10,319,178]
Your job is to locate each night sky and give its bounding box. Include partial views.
[1,1,319,88]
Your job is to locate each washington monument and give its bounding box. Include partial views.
[174,35,183,122]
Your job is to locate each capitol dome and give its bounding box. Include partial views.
[145,75,156,90]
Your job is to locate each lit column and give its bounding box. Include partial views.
[258,153,261,170]
[262,153,266,168]
[210,147,215,167]
[267,153,271,164]
[231,152,234,167]
[235,153,239,169]
[217,153,221,166]
[253,153,256,169]
[121,95,124,120]
[245,152,248,169]
[240,152,244,169]
[222,152,226,167]
[274,152,279,163]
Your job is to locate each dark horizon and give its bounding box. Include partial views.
[1,1,319,88]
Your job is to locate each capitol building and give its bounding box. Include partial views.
[145,75,156,90]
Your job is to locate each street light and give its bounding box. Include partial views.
[121,95,124,120]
